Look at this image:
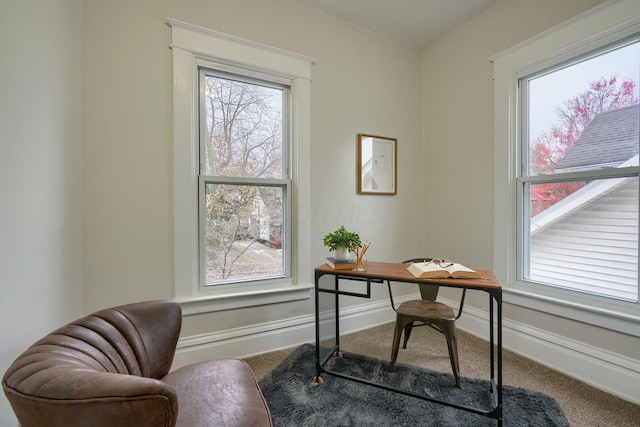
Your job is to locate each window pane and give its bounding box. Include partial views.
[203,74,284,179]
[527,42,640,176]
[522,39,639,302]
[525,177,638,301]
[204,183,284,284]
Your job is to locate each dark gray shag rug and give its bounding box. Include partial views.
[259,344,570,426]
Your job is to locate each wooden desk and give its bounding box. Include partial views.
[313,261,503,426]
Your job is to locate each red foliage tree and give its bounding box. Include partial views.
[529,76,638,215]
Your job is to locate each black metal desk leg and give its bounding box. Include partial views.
[334,275,340,352]
[490,294,495,380]
[497,292,503,426]
[313,271,325,384]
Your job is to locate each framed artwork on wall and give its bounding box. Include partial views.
[357,133,397,195]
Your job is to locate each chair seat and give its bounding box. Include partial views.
[396,300,455,320]
[391,300,461,387]
[163,359,272,427]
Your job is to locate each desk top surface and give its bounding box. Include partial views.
[315,261,501,290]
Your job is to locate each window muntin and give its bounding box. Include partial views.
[518,39,640,302]
[199,69,291,287]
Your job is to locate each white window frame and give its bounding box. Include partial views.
[492,0,640,336]
[197,67,292,287]
[168,19,314,315]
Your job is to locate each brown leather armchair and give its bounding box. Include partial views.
[2,300,272,427]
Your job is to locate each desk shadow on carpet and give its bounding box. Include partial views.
[258,344,570,427]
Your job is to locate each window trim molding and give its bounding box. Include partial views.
[168,19,315,314]
[491,0,640,335]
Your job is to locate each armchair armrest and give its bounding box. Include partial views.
[3,371,178,427]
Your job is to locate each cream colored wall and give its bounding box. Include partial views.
[422,0,640,362]
[0,1,83,425]
[81,0,424,340]
[422,0,605,266]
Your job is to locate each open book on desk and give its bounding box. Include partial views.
[407,261,481,279]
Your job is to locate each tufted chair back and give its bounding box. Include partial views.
[3,300,182,427]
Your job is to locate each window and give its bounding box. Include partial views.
[492,0,640,335]
[519,40,639,302]
[199,70,290,286]
[169,20,314,313]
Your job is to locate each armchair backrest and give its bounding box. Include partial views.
[2,300,183,427]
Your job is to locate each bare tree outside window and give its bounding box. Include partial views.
[203,76,283,178]
[201,73,287,284]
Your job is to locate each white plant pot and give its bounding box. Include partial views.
[334,247,350,261]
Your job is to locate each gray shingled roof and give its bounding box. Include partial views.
[555,104,639,173]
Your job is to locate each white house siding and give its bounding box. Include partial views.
[529,178,638,301]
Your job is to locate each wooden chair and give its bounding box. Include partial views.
[387,258,466,388]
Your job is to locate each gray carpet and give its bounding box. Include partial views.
[259,344,570,426]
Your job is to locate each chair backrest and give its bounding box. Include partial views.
[418,283,440,301]
[400,258,440,301]
[2,300,183,427]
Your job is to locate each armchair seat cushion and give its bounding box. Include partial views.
[163,359,271,427]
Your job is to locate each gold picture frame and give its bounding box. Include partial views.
[357,133,397,195]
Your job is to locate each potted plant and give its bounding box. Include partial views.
[323,226,362,261]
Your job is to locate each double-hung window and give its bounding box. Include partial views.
[199,69,290,286]
[492,1,640,334]
[169,20,314,313]
[519,39,639,302]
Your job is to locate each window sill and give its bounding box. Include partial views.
[176,282,313,316]
[504,287,640,338]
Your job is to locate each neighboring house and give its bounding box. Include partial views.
[529,104,639,301]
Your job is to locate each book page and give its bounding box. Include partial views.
[407,262,448,278]
[446,263,480,278]
[407,261,479,279]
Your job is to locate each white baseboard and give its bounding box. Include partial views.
[173,294,404,367]
[174,295,640,405]
[442,297,640,405]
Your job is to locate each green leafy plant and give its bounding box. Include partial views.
[322,226,362,252]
